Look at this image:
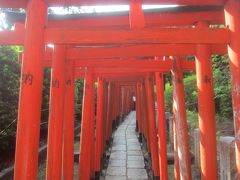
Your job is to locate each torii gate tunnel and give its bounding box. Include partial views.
[0,0,240,179]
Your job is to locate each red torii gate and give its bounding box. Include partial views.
[19,42,196,179]
[0,0,240,180]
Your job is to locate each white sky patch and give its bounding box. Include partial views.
[0,13,7,30]
[49,4,178,15]
[0,4,178,30]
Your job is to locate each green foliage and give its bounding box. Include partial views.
[183,75,198,112]
[0,45,85,154]
[164,82,173,113]
[212,55,233,120]
[40,69,51,128]
[0,46,20,152]
[164,54,233,127]
[164,74,197,113]
[75,79,84,116]
[0,47,52,152]
[186,110,198,130]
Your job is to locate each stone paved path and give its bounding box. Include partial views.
[105,111,148,180]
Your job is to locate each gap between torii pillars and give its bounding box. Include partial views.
[79,68,94,180]
[63,59,75,180]
[224,0,240,177]
[195,21,217,179]
[46,45,66,179]
[172,57,192,180]
[14,0,47,179]
[155,72,168,180]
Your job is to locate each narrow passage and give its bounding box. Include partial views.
[105,111,148,180]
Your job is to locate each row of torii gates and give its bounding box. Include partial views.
[1,0,240,179]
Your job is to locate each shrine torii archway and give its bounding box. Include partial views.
[0,0,239,180]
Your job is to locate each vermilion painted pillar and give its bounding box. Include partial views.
[95,78,104,176]
[63,60,75,180]
[129,89,132,112]
[155,72,168,180]
[129,90,133,111]
[113,85,118,121]
[111,84,116,129]
[129,0,145,29]
[106,82,112,141]
[127,89,130,113]
[109,83,115,137]
[136,83,141,133]
[224,1,240,176]
[117,85,121,119]
[126,88,129,113]
[173,110,180,180]
[123,88,127,115]
[172,58,192,180]
[90,81,95,179]
[131,90,135,111]
[142,83,151,150]
[140,83,146,138]
[138,83,143,134]
[125,87,127,113]
[123,87,126,117]
[79,68,94,180]
[102,82,108,151]
[120,87,124,117]
[145,75,160,177]
[14,1,47,179]
[128,89,131,112]
[196,22,217,179]
[129,0,144,130]
[172,83,180,180]
[105,82,110,142]
[117,86,121,119]
[116,85,121,120]
[115,85,120,121]
[46,45,66,180]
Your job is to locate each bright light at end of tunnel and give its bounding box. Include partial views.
[47,44,54,48]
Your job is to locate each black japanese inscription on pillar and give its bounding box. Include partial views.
[22,72,33,85]
[65,77,72,86]
[177,78,182,84]
[202,75,211,84]
[52,79,60,88]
